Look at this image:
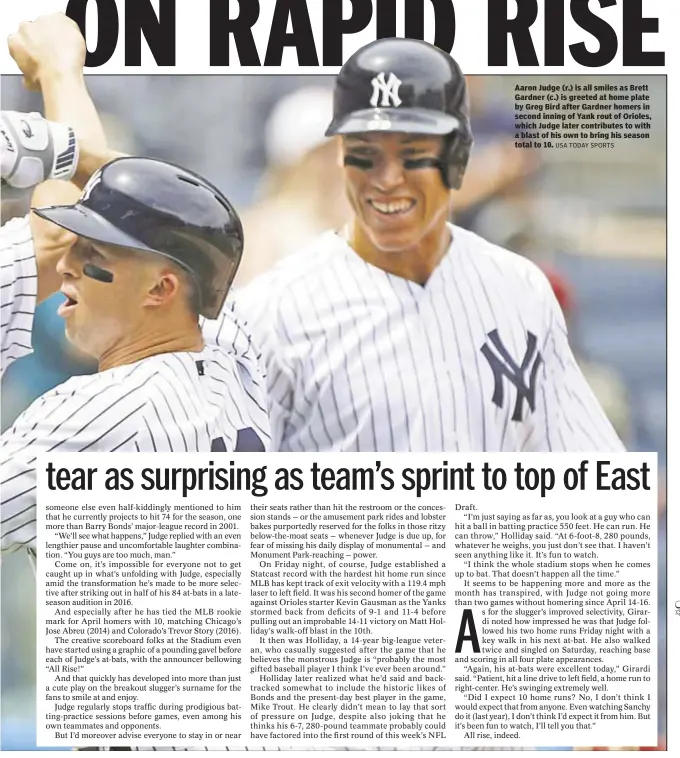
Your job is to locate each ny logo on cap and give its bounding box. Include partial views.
[370,72,403,107]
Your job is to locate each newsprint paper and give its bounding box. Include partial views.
[0,0,673,755]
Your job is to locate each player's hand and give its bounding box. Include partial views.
[8,13,86,92]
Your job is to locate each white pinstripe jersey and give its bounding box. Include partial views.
[225,224,623,454]
[1,308,270,555]
[1,215,38,377]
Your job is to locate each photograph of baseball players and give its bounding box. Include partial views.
[1,12,665,753]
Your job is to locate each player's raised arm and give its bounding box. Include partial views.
[526,272,625,453]
[0,108,79,375]
[8,13,123,303]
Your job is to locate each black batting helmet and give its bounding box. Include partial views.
[325,38,473,190]
[33,156,243,319]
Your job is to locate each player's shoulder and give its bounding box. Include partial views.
[3,361,163,449]
[0,214,33,252]
[44,359,164,405]
[126,351,215,395]
[203,299,261,356]
[234,230,347,306]
[137,345,265,400]
[452,223,552,294]
[0,214,31,237]
[200,341,264,386]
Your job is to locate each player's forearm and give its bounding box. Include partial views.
[77,139,126,187]
[38,71,116,189]
[30,73,120,302]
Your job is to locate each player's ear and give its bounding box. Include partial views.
[144,271,180,309]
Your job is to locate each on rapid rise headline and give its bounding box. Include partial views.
[64,0,665,68]
[46,459,651,499]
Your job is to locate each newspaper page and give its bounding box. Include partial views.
[0,0,673,754]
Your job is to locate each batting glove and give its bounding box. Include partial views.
[1,110,78,189]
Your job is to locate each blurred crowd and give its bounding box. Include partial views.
[1,73,666,751]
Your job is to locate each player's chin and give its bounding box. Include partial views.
[369,228,422,254]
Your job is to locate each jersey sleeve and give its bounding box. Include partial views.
[0,216,38,377]
[525,272,626,453]
[1,378,145,555]
[206,278,294,452]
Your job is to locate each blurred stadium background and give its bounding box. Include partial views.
[1,74,666,751]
